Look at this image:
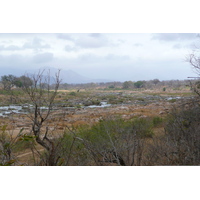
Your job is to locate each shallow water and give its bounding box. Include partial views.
[166,96,182,100]
[87,101,111,108]
[0,102,112,117]
[0,104,48,117]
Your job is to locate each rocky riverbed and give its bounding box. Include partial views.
[0,87,195,137]
[0,94,192,136]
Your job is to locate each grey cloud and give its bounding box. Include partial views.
[57,33,74,41]
[64,45,78,52]
[0,54,31,72]
[23,37,51,51]
[89,33,102,38]
[109,39,125,47]
[77,54,100,62]
[73,53,130,64]
[0,33,55,40]
[173,43,195,49]
[32,52,54,63]
[1,40,13,44]
[0,37,51,51]
[0,33,36,39]
[0,54,22,63]
[105,54,130,61]
[118,39,125,43]
[134,43,143,47]
[186,43,196,49]
[0,45,22,51]
[173,44,182,49]
[0,53,54,75]
[152,33,198,41]
[58,33,110,49]
[75,34,109,48]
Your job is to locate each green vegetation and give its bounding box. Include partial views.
[108,85,115,89]
[69,91,76,96]
[134,81,144,88]
[122,81,133,89]
[136,98,145,101]
[146,105,200,165]
[168,99,177,103]
[1,75,32,91]
[72,117,154,165]
[163,87,166,91]
[152,116,163,127]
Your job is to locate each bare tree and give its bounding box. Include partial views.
[186,43,200,96]
[21,69,62,165]
[187,49,200,76]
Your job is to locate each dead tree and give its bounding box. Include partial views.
[22,69,61,165]
[188,52,200,76]
[187,45,200,97]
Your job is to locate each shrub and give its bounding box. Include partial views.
[168,99,176,103]
[108,85,115,89]
[69,92,76,96]
[163,87,166,92]
[152,116,163,127]
[137,98,145,101]
[145,103,200,165]
[76,117,154,166]
[134,81,144,88]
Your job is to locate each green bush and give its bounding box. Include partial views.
[13,133,36,152]
[108,85,115,89]
[163,87,166,92]
[76,117,154,165]
[168,99,176,103]
[152,116,163,127]
[146,105,200,166]
[69,92,76,96]
[137,98,145,101]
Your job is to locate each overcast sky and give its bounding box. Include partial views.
[0,33,198,82]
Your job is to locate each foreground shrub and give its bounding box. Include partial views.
[76,117,154,166]
[145,102,200,165]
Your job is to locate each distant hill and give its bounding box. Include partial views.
[58,69,111,84]
[29,68,112,83]
[0,67,112,84]
[60,70,92,83]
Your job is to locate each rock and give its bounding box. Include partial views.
[159,111,165,115]
[139,115,147,118]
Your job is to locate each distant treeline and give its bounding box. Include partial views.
[58,79,196,90]
[0,73,197,91]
